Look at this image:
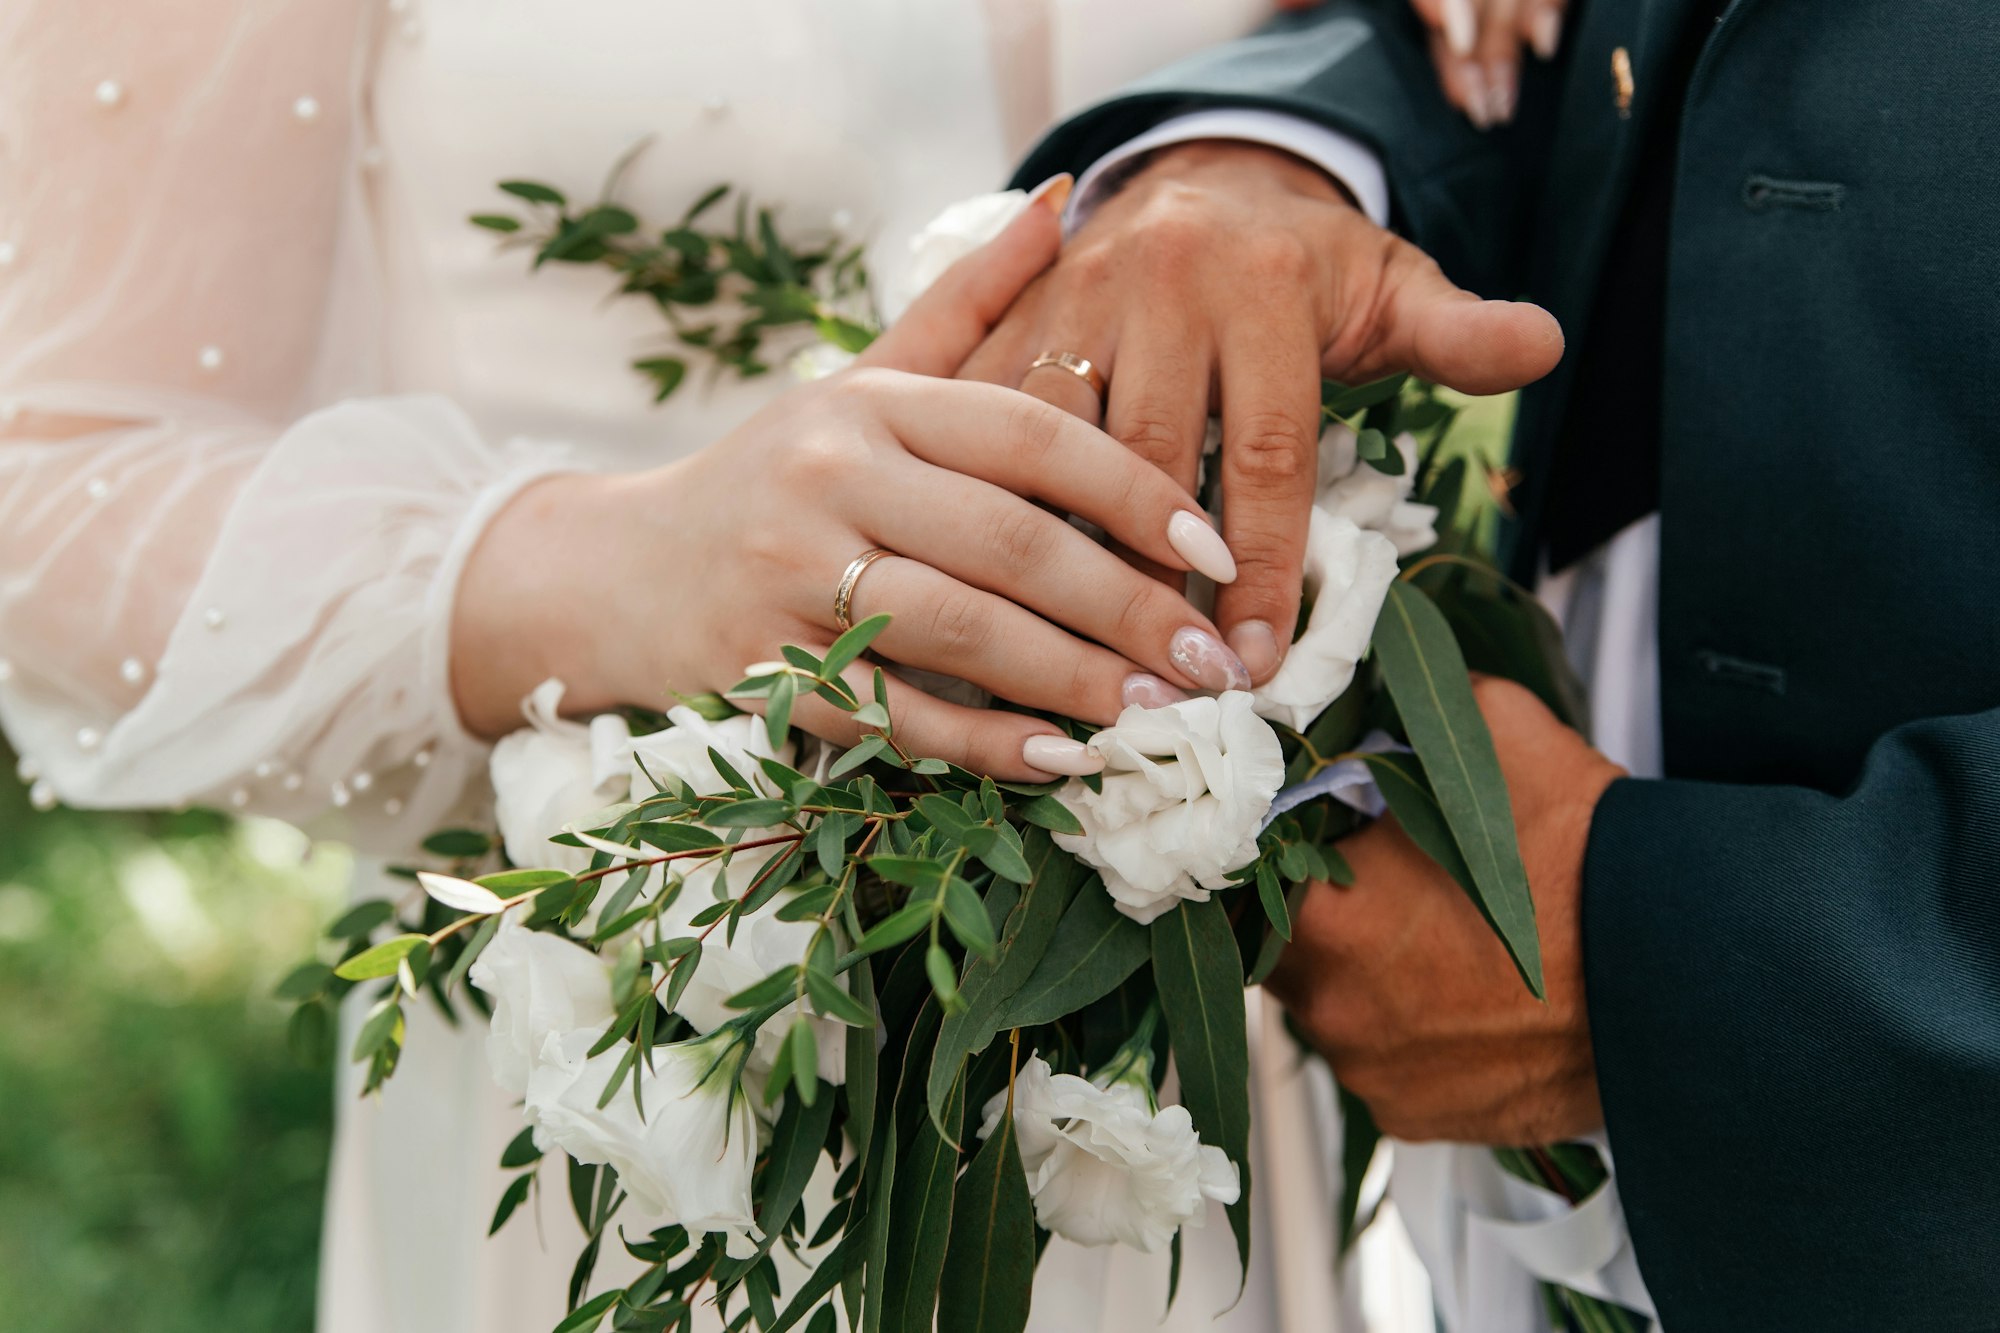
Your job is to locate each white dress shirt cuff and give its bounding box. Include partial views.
[1068,108,1390,232]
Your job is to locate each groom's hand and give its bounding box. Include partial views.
[1266,678,1623,1145]
[963,140,1562,684]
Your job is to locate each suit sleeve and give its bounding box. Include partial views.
[1582,708,2000,1328]
[1009,0,1550,298]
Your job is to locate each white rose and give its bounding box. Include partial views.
[626,706,792,799]
[900,189,1030,305]
[1249,510,1401,733]
[978,1054,1239,1253]
[468,912,620,1100]
[1316,423,1439,558]
[655,847,848,1088]
[525,1026,763,1258]
[489,679,634,873]
[1052,693,1284,924]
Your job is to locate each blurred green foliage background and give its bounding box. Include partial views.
[0,752,349,1333]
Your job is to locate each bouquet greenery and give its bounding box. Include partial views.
[281,180,1638,1333]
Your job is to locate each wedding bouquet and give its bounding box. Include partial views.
[282,185,1617,1333]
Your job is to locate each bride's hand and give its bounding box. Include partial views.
[453,185,1248,780]
[1414,0,1567,128]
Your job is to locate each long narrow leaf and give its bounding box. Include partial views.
[1371,582,1544,997]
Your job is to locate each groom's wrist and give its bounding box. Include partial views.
[1067,108,1390,232]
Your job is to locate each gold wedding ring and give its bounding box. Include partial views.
[1028,349,1106,399]
[833,547,895,632]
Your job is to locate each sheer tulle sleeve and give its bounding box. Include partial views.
[0,0,574,848]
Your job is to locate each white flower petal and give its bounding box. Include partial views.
[417,871,507,915]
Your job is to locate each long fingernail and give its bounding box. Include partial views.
[1487,62,1518,124]
[1169,626,1252,693]
[1460,61,1493,129]
[1022,734,1102,777]
[1227,621,1282,683]
[1442,0,1477,55]
[1166,511,1237,584]
[1530,7,1562,59]
[1027,172,1074,217]
[1122,672,1190,710]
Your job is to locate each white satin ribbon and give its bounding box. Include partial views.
[1390,1136,1658,1332]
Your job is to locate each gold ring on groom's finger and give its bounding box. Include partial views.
[1028,349,1106,400]
[833,547,895,632]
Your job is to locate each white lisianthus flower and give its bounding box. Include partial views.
[1316,423,1440,557]
[901,189,1030,304]
[489,679,632,874]
[1052,693,1284,924]
[1249,511,1401,733]
[979,1054,1239,1253]
[526,1026,763,1258]
[626,706,792,799]
[655,847,849,1088]
[468,911,619,1101]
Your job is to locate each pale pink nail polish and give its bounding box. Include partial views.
[1166,511,1237,584]
[1443,0,1477,55]
[1530,7,1563,59]
[1487,63,1518,123]
[1460,62,1493,130]
[1168,627,1252,694]
[1227,621,1282,683]
[1122,673,1190,710]
[1022,734,1102,777]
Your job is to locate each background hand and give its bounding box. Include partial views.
[963,141,1562,690]
[1411,0,1569,127]
[453,183,1246,779]
[1266,677,1620,1145]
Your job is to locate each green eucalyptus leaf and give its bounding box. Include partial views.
[991,880,1147,1030]
[879,1077,962,1331]
[498,179,566,206]
[335,934,429,981]
[1152,897,1253,1284]
[937,1108,1033,1333]
[327,899,395,939]
[489,1172,534,1236]
[1371,582,1542,996]
[1017,793,1084,837]
[470,213,522,232]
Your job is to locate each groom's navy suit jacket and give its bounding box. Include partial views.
[1018,2,2000,1327]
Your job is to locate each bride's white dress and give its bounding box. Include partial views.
[0,2,1435,1330]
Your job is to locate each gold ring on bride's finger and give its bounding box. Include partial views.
[833,547,895,632]
[1028,349,1106,400]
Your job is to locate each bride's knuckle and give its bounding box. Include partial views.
[927,591,994,657]
[774,433,863,492]
[986,505,1058,571]
[1004,395,1064,462]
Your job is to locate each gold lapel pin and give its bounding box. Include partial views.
[1611,46,1635,118]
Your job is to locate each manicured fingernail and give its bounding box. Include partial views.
[1487,62,1518,123]
[1022,734,1102,777]
[1443,0,1477,55]
[1227,621,1282,683]
[1169,626,1252,693]
[1530,7,1563,59]
[1460,62,1493,129]
[1027,173,1074,217]
[1166,510,1237,584]
[1122,672,1190,710]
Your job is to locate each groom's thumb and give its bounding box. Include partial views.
[859,175,1070,378]
[1378,261,1565,398]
